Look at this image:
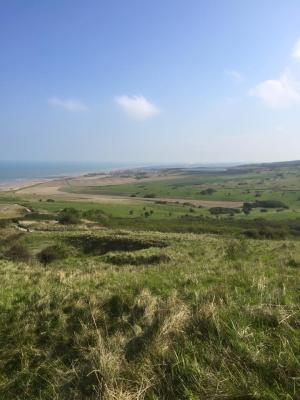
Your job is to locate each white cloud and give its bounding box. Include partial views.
[249,71,300,108]
[225,69,243,83]
[48,97,88,112]
[292,37,300,59]
[115,95,160,120]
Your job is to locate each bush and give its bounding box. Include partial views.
[243,200,289,211]
[0,219,8,228]
[183,202,194,207]
[68,235,167,255]
[243,203,252,214]
[200,188,216,195]
[255,200,289,209]
[287,258,300,268]
[209,207,240,215]
[104,252,170,266]
[37,245,66,265]
[5,244,30,262]
[82,209,109,225]
[23,212,56,221]
[243,227,287,240]
[58,208,80,225]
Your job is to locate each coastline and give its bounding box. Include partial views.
[0,167,137,192]
[0,160,151,193]
[0,178,54,192]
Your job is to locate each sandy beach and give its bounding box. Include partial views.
[0,178,55,192]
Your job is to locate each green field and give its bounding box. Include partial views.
[64,168,300,207]
[0,163,299,238]
[60,166,300,223]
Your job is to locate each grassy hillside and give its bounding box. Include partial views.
[0,228,299,399]
[0,163,299,398]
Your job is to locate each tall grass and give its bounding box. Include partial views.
[0,229,299,399]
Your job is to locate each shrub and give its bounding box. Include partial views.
[5,243,30,262]
[243,227,287,240]
[243,203,252,214]
[104,252,170,266]
[0,219,8,228]
[68,235,167,255]
[287,258,300,268]
[255,200,289,209]
[243,200,289,211]
[58,208,80,224]
[183,202,194,207]
[82,209,109,225]
[209,207,240,215]
[200,188,216,195]
[243,230,260,239]
[37,245,66,265]
[23,212,55,221]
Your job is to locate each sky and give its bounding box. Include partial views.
[1,0,300,164]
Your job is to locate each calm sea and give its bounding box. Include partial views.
[0,161,140,188]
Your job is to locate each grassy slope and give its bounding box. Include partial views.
[0,228,300,399]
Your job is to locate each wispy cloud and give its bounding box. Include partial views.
[249,36,300,108]
[115,95,160,120]
[225,69,243,83]
[249,70,300,108]
[48,97,88,112]
[292,37,300,60]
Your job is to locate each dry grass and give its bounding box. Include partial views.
[0,229,299,399]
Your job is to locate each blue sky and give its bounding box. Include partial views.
[1,0,300,163]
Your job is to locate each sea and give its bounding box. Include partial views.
[0,161,141,189]
[0,160,241,189]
